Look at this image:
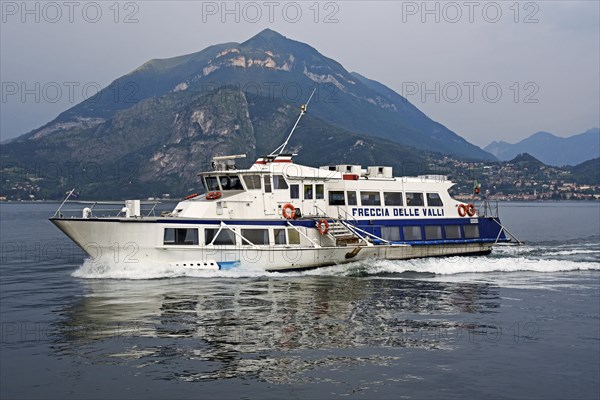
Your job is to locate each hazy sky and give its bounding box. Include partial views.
[1,0,599,147]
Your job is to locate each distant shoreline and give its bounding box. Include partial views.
[0,199,181,204]
[1,199,598,204]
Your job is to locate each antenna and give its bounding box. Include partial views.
[269,88,317,156]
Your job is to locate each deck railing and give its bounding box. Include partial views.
[52,200,163,219]
[476,200,500,218]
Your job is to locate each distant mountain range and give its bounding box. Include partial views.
[568,157,600,185]
[2,29,499,198]
[485,128,600,166]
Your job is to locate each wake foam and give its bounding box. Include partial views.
[71,243,599,280]
[71,259,270,279]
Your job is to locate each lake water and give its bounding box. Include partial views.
[1,202,599,399]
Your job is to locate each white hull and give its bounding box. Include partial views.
[52,219,493,272]
[50,144,510,274]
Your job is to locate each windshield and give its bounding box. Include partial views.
[204,176,220,191]
[243,175,261,190]
[219,175,244,190]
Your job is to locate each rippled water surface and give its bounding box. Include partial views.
[1,202,599,399]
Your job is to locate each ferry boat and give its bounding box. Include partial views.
[50,95,517,272]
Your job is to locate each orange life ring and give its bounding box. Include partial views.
[282,203,296,219]
[206,191,222,200]
[466,203,476,217]
[184,193,199,200]
[317,219,329,235]
[458,204,467,217]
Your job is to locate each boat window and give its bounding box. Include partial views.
[163,228,199,245]
[382,226,400,241]
[273,175,289,190]
[426,193,443,207]
[274,229,287,245]
[316,184,324,199]
[243,175,261,190]
[290,184,300,199]
[241,229,269,245]
[384,192,403,206]
[220,175,244,190]
[264,176,272,193]
[347,191,357,206]
[444,225,462,239]
[403,226,422,241]
[304,184,313,199]
[425,225,443,240]
[406,192,424,206]
[360,191,381,206]
[287,228,301,245]
[205,176,220,191]
[329,191,345,206]
[205,228,236,245]
[464,224,480,239]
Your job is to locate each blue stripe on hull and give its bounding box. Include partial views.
[373,238,503,245]
[350,217,508,243]
[51,216,508,243]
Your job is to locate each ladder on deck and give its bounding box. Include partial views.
[314,206,390,247]
[327,221,362,246]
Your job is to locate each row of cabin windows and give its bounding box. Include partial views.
[327,191,443,207]
[164,227,301,246]
[203,174,289,192]
[289,184,325,200]
[204,175,444,208]
[163,224,479,246]
[381,224,480,241]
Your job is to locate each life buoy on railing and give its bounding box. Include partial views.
[458,204,467,217]
[206,191,222,200]
[282,203,296,219]
[184,193,199,200]
[466,203,476,217]
[317,219,329,235]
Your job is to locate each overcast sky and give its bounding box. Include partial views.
[1,0,599,147]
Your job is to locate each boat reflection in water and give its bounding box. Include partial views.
[55,276,500,383]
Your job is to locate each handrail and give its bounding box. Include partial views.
[340,221,389,245]
[337,220,372,246]
[338,207,358,224]
[208,221,259,249]
[287,221,321,248]
[283,175,340,182]
[314,205,374,246]
[207,223,225,246]
[476,200,499,218]
[52,188,75,218]
[491,217,524,245]
[52,199,162,219]
[146,202,159,217]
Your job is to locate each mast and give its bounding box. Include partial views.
[269,88,317,156]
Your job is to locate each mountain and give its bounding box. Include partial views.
[568,158,600,185]
[506,153,547,174]
[485,128,600,166]
[11,29,493,160]
[1,29,496,199]
[508,153,545,165]
[1,88,432,199]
